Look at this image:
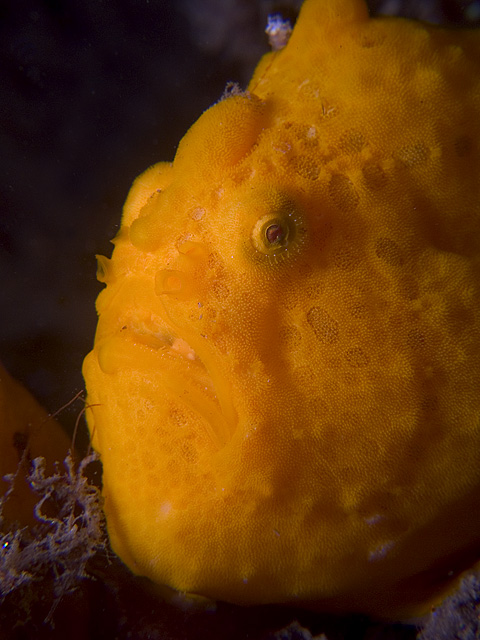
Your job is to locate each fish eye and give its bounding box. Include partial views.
[254,217,290,251]
[250,201,305,263]
[265,222,286,245]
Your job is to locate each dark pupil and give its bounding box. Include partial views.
[265,223,284,244]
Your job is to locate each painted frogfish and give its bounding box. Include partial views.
[82,0,480,618]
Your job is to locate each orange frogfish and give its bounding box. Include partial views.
[82,0,480,618]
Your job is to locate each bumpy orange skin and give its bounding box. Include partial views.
[83,0,480,618]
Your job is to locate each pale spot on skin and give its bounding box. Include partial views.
[158,501,172,520]
[171,338,196,360]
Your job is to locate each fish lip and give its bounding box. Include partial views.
[124,324,231,448]
[127,324,203,367]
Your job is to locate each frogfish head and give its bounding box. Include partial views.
[90,93,342,456]
[83,0,480,617]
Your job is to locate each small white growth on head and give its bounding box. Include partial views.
[220,81,248,101]
[368,540,395,562]
[266,14,292,51]
[364,514,384,526]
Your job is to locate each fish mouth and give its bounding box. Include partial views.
[96,320,233,449]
